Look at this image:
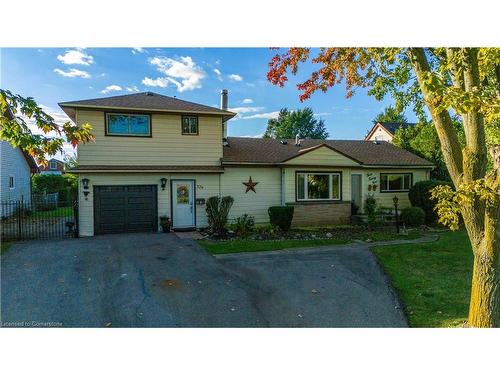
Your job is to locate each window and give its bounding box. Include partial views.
[296,172,341,201]
[49,161,57,170]
[182,116,198,135]
[380,173,412,192]
[9,176,15,189]
[106,113,151,136]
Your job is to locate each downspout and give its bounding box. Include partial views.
[280,167,285,206]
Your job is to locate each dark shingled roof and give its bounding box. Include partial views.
[59,92,236,122]
[222,137,433,167]
[378,122,417,135]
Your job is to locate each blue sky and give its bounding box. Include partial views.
[1,48,406,151]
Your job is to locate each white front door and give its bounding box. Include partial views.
[172,180,195,228]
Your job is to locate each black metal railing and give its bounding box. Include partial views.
[1,199,78,241]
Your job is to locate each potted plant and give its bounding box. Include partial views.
[159,216,171,233]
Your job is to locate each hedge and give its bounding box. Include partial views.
[268,206,294,231]
[408,180,452,223]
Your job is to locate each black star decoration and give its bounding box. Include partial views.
[243,176,259,193]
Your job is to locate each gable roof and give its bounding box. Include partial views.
[222,137,433,167]
[365,121,417,140]
[3,108,39,173]
[59,92,236,122]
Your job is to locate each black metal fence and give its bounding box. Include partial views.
[1,200,78,241]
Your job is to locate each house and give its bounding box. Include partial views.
[39,158,65,175]
[364,121,417,142]
[59,91,433,236]
[1,109,39,205]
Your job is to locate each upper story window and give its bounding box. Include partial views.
[296,172,341,201]
[49,161,57,170]
[9,176,15,189]
[380,173,412,192]
[106,113,151,137]
[182,116,198,135]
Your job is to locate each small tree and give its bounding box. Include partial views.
[263,107,328,139]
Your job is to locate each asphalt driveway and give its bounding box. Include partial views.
[1,233,407,327]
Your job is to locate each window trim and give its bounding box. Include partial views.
[181,115,199,135]
[9,175,15,189]
[295,171,342,202]
[49,161,57,170]
[380,173,413,193]
[105,112,152,137]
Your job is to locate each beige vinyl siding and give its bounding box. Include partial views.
[76,110,223,166]
[220,167,281,223]
[352,168,429,211]
[283,166,352,204]
[283,146,360,166]
[77,173,220,236]
[365,124,394,142]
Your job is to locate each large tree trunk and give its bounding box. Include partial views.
[408,48,500,327]
[468,248,500,327]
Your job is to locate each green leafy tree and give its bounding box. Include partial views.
[268,47,500,327]
[263,107,328,139]
[374,105,408,123]
[0,89,94,165]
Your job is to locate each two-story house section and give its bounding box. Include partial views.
[59,91,236,236]
[60,91,433,237]
[39,158,65,175]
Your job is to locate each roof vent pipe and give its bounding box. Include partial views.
[295,134,301,146]
[220,89,228,111]
[221,89,228,138]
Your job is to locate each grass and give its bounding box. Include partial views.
[199,238,349,254]
[372,231,472,327]
[31,206,73,218]
[198,229,421,255]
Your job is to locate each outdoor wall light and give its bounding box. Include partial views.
[81,178,90,190]
[160,178,168,190]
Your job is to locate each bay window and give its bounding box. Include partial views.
[296,172,341,201]
[380,173,412,192]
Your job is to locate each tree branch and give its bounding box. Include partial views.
[408,48,464,186]
[445,48,465,90]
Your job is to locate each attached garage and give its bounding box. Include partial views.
[93,185,158,235]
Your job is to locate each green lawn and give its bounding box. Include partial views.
[199,238,350,254]
[372,231,472,327]
[198,230,421,255]
[32,206,73,218]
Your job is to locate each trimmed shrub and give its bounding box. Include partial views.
[232,214,255,237]
[364,194,378,227]
[205,196,234,236]
[268,206,294,231]
[409,180,452,223]
[400,206,425,227]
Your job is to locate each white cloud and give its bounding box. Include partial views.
[239,133,264,138]
[213,68,223,81]
[100,85,123,94]
[239,111,280,120]
[228,106,264,114]
[142,77,169,88]
[228,74,243,82]
[131,47,144,54]
[144,56,206,92]
[126,86,140,92]
[314,112,332,117]
[53,68,91,78]
[57,49,94,65]
[242,98,253,104]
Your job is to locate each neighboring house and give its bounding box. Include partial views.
[0,109,39,205]
[364,122,417,142]
[59,91,433,237]
[39,158,65,175]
